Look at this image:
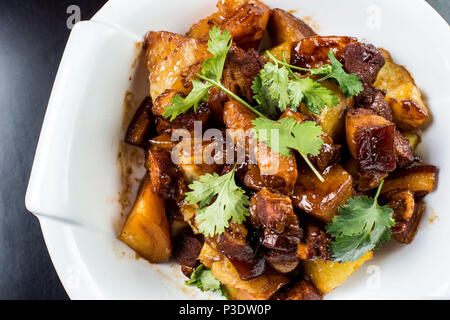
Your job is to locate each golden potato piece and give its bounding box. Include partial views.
[268,42,293,63]
[212,254,289,300]
[301,80,354,143]
[144,31,211,101]
[198,243,289,300]
[292,165,354,223]
[269,9,316,46]
[381,165,438,197]
[187,0,270,47]
[402,132,421,151]
[119,173,172,263]
[374,49,428,130]
[303,252,373,294]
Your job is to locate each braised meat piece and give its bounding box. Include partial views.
[223,45,265,101]
[297,218,330,260]
[346,108,396,172]
[243,165,266,192]
[249,189,302,252]
[273,280,322,300]
[344,42,385,84]
[173,229,203,277]
[292,165,354,223]
[291,36,357,69]
[146,149,180,200]
[224,100,298,194]
[394,130,415,169]
[250,189,292,233]
[217,223,265,280]
[263,250,299,274]
[355,84,393,121]
[144,31,211,101]
[187,0,271,48]
[384,191,425,244]
[344,158,388,192]
[125,97,154,147]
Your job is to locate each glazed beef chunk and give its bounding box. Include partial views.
[355,84,393,121]
[173,230,203,277]
[223,45,265,101]
[249,189,302,273]
[297,218,330,260]
[344,42,385,84]
[394,130,415,169]
[217,223,265,280]
[346,108,397,173]
[273,280,322,300]
[147,149,180,199]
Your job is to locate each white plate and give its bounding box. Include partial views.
[26,0,450,299]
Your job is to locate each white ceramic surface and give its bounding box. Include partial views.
[26,0,450,299]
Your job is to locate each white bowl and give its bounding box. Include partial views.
[26,0,450,299]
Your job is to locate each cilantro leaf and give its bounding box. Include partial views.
[288,77,339,114]
[259,63,291,111]
[163,80,212,121]
[251,76,279,119]
[185,264,227,298]
[290,119,325,157]
[326,181,395,262]
[252,117,325,181]
[326,49,364,98]
[202,26,232,82]
[256,62,339,114]
[186,167,249,237]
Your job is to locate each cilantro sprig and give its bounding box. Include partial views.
[325,181,395,262]
[263,49,363,102]
[163,26,233,120]
[252,117,325,182]
[253,52,339,115]
[186,167,249,237]
[185,264,228,298]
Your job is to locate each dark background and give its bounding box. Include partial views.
[0,0,448,300]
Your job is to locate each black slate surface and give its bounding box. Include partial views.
[0,0,448,300]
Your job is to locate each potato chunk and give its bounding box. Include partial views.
[301,80,354,143]
[302,252,373,294]
[269,9,316,46]
[119,173,172,262]
[187,0,270,48]
[267,9,316,63]
[144,31,211,101]
[213,258,289,300]
[374,49,428,130]
[292,165,354,223]
[345,108,396,172]
[198,243,289,300]
[381,165,438,197]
